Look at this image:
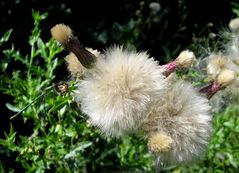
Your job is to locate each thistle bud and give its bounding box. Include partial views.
[51,24,96,68]
[51,24,73,44]
[200,69,236,99]
[148,132,173,153]
[161,50,195,76]
[175,50,196,68]
[65,53,85,79]
[207,53,227,78]
[229,17,239,32]
[216,69,236,87]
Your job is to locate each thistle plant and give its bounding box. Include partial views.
[50,23,235,167]
[49,17,239,169]
[1,6,239,173]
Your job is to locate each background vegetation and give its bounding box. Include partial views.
[0,0,239,172]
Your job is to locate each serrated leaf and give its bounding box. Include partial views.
[48,99,68,113]
[0,29,13,46]
[0,139,7,146]
[232,9,239,16]
[54,124,63,135]
[37,38,47,58]
[59,105,67,116]
[64,142,92,159]
[65,127,76,137]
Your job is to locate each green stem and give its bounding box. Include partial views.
[10,85,53,120]
[27,41,37,99]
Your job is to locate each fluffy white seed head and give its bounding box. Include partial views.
[76,47,167,137]
[149,2,161,15]
[51,24,73,43]
[148,132,173,153]
[229,18,239,32]
[231,56,239,66]
[225,35,239,69]
[216,69,236,87]
[65,53,86,79]
[175,50,196,68]
[142,80,212,164]
[207,53,228,78]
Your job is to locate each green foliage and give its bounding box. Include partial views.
[0,11,153,172]
[232,1,239,16]
[1,11,61,121]
[1,3,239,172]
[0,29,12,47]
[208,105,239,171]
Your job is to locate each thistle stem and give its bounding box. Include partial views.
[161,61,177,76]
[10,85,53,120]
[199,82,221,99]
[63,37,97,68]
